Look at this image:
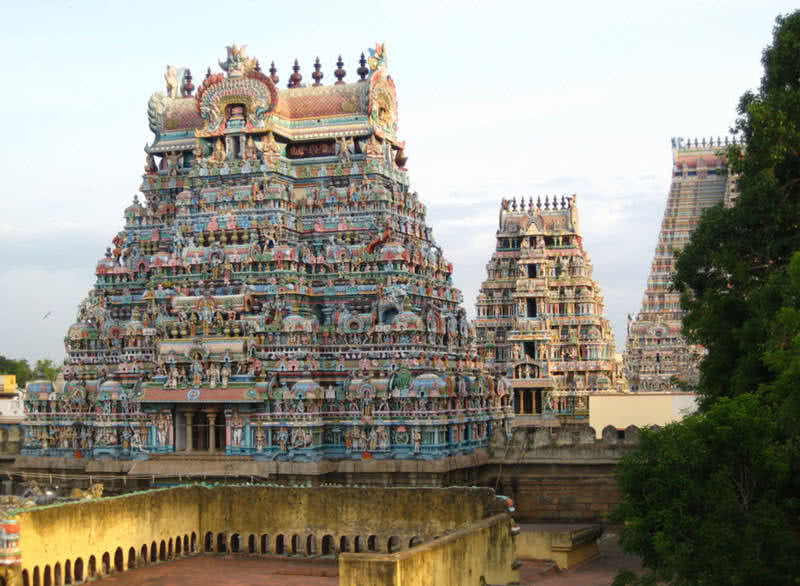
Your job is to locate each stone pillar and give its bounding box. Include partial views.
[207,412,217,453]
[185,411,194,452]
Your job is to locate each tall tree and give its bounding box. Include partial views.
[615,12,800,585]
[674,11,800,404]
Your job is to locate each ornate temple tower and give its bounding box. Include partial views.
[475,196,622,423]
[23,45,512,462]
[624,137,737,391]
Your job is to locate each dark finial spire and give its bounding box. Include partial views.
[206,67,212,80]
[528,196,533,211]
[561,195,567,209]
[537,196,542,209]
[182,69,194,97]
[357,52,369,82]
[312,57,323,86]
[289,59,302,88]
[269,61,279,85]
[544,195,550,210]
[334,55,346,84]
[254,59,262,73]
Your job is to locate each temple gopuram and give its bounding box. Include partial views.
[475,196,624,423]
[22,44,512,462]
[624,137,738,392]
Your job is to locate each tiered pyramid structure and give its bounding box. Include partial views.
[624,137,738,391]
[474,195,624,423]
[22,44,512,461]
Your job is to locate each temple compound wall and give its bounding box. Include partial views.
[480,424,644,522]
[10,485,516,586]
[339,514,516,586]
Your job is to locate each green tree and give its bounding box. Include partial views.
[615,12,800,585]
[674,11,800,405]
[0,356,33,388]
[614,395,795,586]
[32,359,59,382]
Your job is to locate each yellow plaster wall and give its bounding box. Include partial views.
[339,514,518,586]
[589,393,698,438]
[16,486,201,580]
[198,486,492,540]
[13,485,500,581]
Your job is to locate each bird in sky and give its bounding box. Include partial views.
[42,311,52,320]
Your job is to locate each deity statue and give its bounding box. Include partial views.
[191,358,204,387]
[164,65,178,98]
[412,428,421,453]
[230,411,243,447]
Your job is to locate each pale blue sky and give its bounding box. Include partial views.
[0,0,795,363]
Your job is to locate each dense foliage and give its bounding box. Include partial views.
[0,356,58,387]
[614,11,800,585]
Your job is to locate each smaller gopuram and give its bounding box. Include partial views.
[475,196,623,423]
[624,137,738,391]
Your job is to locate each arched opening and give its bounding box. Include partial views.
[150,541,157,562]
[388,536,401,553]
[191,532,197,552]
[231,533,240,553]
[275,534,285,555]
[159,540,166,561]
[140,545,148,565]
[339,536,349,553]
[168,538,173,559]
[73,558,84,582]
[248,534,256,554]
[184,535,190,554]
[354,536,363,553]
[260,534,269,554]
[32,567,40,586]
[66,558,73,582]
[291,534,300,555]
[114,547,124,572]
[321,535,335,556]
[22,570,29,586]
[217,533,226,553]
[175,537,182,557]
[101,552,110,574]
[409,536,423,548]
[367,535,377,552]
[205,532,213,552]
[54,562,61,586]
[43,566,51,586]
[306,535,317,556]
[128,547,136,569]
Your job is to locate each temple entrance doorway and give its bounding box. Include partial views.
[181,407,226,452]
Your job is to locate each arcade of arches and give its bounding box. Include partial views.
[7,485,515,586]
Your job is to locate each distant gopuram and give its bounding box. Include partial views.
[624,137,738,392]
[23,44,512,461]
[474,195,624,423]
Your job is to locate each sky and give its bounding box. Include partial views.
[0,0,795,364]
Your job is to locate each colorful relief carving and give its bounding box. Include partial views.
[24,45,513,462]
[475,195,625,421]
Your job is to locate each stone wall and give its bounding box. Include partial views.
[480,424,641,522]
[339,514,518,586]
[11,484,502,585]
